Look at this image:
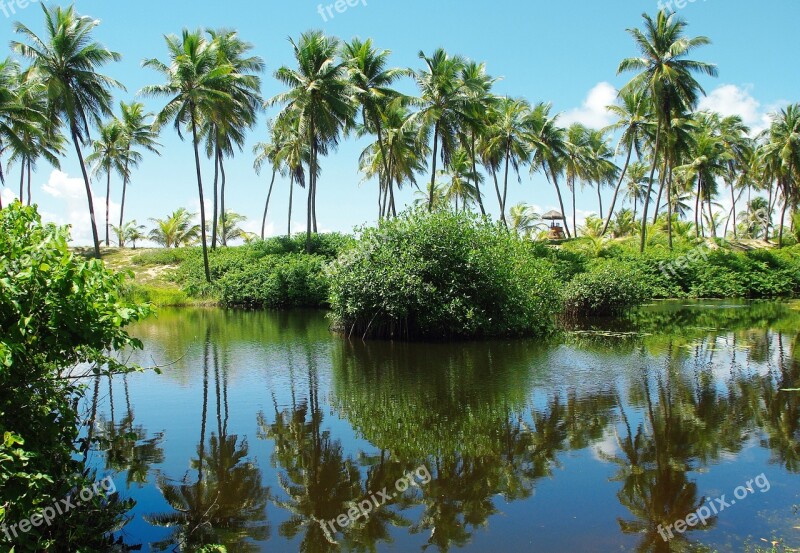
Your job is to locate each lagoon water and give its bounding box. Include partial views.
[89,301,800,552]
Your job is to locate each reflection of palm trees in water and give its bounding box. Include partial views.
[97,374,165,488]
[147,327,269,552]
[257,356,364,552]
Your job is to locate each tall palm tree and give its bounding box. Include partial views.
[272,31,356,251]
[527,103,571,237]
[602,88,652,234]
[342,38,404,218]
[253,120,288,239]
[762,105,800,247]
[274,111,313,238]
[624,161,650,220]
[618,10,717,251]
[204,28,263,248]
[12,4,123,258]
[563,123,592,237]
[118,101,161,243]
[0,58,23,200]
[459,61,496,217]
[86,119,127,246]
[586,128,620,218]
[412,49,470,212]
[486,97,532,224]
[717,114,752,238]
[142,30,236,282]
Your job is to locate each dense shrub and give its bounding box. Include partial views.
[563,260,651,316]
[327,209,561,339]
[218,254,329,308]
[0,204,150,551]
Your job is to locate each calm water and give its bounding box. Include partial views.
[86,301,800,552]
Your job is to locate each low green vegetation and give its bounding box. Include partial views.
[562,260,650,317]
[0,204,150,551]
[327,210,561,339]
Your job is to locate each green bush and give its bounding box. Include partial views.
[0,204,150,552]
[218,254,329,308]
[563,260,651,317]
[327,209,561,339]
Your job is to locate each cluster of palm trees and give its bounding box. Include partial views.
[2,6,800,281]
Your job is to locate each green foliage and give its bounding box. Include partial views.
[327,209,561,339]
[563,260,651,317]
[218,254,329,308]
[0,204,151,552]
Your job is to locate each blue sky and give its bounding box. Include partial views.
[0,0,796,244]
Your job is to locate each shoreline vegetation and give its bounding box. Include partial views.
[102,208,800,338]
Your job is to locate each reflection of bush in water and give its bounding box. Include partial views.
[330,339,617,460]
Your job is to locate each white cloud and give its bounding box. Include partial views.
[1,187,17,207]
[560,82,618,129]
[698,84,786,135]
[41,170,120,246]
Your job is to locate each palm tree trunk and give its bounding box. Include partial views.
[779,180,788,248]
[549,168,571,239]
[667,164,673,250]
[219,150,227,246]
[26,157,31,206]
[306,126,316,252]
[730,180,738,239]
[389,178,397,218]
[596,183,603,220]
[428,124,439,212]
[380,179,389,218]
[312,177,318,234]
[105,170,111,246]
[571,177,577,238]
[695,176,702,238]
[471,131,486,216]
[767,183,777,242]
[71,127,101,259]
[211,146,220,249]
[190,110,211,283]
[602,147,633,235]
[118,154,131,244]
[502,142,511,223]
[491,168,507,228]
[19,156,24,203]
[639,124,661,253]
[287,174,294,238]
[652,172,665,225]
[261,169,277,239]
[707,194,716,238]
[633,196,637,221]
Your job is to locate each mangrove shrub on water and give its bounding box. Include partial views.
[327,210,561,339]
[0,204,150,552]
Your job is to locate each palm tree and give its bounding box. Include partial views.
[602,88,652,234]
[274,111,313,238]
[118,101,161,238]
[148,208,200,248]
[762,104,800,247]
[563,123,592,237]
[528,103,571,238]
[412,49,470,212]
[203,28,263,248]
[142,30,236,282]
[624,161,650,220]
[209,209,247,244]
[509,203,544,237]
[486,97,532,224]
[12,4,123,258]
[342,38,404,218]
[253,120,287,239]
[5,67,64,207]
[618,10,717,252]
[0,58,23,199]
[86,119,127,247]
[459,61,496,217]
[738,197,770,239]
[586,128,620,218]
[271,31,356,251]
[716,115,752,238]
[111,220,146,249]
[440,148,481,212]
